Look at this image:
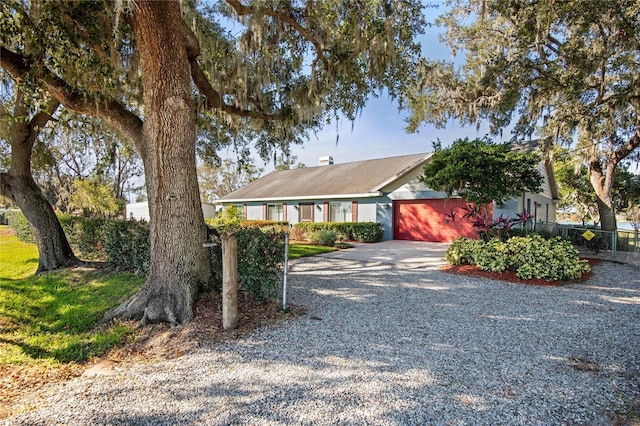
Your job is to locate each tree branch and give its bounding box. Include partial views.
[181,21,287,121]
[225,0,329,69]
[0,47,144,153]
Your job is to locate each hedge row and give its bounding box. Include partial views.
[445,234,591,281]
[9,212,150,273]
[292,222,383,243]
[9,212,285,300]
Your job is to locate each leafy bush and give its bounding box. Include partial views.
[445,237,483,265]
[293,222,383,243]
[445,234,590,281]
[7,211,35,244]
[240,220,289,233]
[103,220,150,275]
[508,234,590,281]
[308,229,337,246]
[208,225,286,299]
[63,215,107,259]
[472,238,509,272]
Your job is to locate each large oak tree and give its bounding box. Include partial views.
[1,0,424,325]
[406,0,640,231]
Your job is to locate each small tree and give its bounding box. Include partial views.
[421,138,544,206]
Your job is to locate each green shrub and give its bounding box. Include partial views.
[472,238,509,272]
[508,234,590,281]
[445,237,482,265]
[240,220,289,233]
[446,234,590,281]
[309,229,337,246]
[64,215,107,259]
[292,222,383,243]
[8,211,35,244]
[208,225,286,299]
[103,220,150,275]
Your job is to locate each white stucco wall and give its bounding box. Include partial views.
[126,202,219,221]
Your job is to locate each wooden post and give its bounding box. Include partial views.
[222,236,238,331]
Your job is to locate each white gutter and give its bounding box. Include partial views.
[218,192,383,204]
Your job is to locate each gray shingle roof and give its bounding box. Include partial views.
[220,153,431,202]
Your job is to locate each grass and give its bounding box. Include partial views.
[288,243,338,259]
[0,226,144,367]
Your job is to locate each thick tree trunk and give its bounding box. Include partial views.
[106,1,212,326]
[588,153,617,232]
[1,173,79,273]
[2,96,79,273]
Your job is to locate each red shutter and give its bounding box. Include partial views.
[282,203,287,221]
[262,203,267,220]
[323,202,329,222]
[352,201,358,222]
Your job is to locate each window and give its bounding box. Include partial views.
[267,204,283,221]
[329,202,352,222]
[299,203,314,222]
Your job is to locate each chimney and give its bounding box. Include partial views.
[319,156,334,166]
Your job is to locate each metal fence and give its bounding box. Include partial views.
[542,223,640,265]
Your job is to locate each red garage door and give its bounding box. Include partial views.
[394,199,487,242]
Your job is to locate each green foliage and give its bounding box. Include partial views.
[62,215,107,258]
[308,229,337,247]
[407,0,640,231]
[445,237,484,265]
[293,222,384,243]
[69,178,124,218]
[240,220,290,233]
[198,159,263,203]
[420,138,544,206]
[208,225,286,300]
[0,232,143,365]
[103,220,150,275]
[7,211,34,244]
[206,205,243,234]
[445,234,590,281]
[235,227,285,300]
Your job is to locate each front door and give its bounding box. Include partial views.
[299,203,314,222]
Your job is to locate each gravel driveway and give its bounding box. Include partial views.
[5,257,640,425]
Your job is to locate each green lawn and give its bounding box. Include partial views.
[0,226,143,366]
[288,243,338,259]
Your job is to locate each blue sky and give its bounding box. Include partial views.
[250,3,511,171]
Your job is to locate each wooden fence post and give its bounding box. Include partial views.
[222,236,238,331]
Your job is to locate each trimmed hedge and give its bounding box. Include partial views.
[10,212,287,300]
[293,222,384,243]
[207,223,286,300]
[446,234,591,281]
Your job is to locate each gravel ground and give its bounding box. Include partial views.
[5,258,640,425]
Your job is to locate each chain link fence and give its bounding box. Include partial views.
[536,222,640,266]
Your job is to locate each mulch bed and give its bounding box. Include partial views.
[441,258,600,286]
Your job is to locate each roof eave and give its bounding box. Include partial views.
[370,153,433,192]
[217,192,383,204]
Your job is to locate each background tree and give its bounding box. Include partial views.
[0,82,79,272]
[420,138,544,209]
[1,0,425,325]
[275,153,306,171]
[554,147,640,226]
[198,158,262,203]
[406,0,640,231]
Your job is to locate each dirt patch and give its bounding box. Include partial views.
[0,291,304,419]
[441,258,599,286]
[0,227,14,237]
